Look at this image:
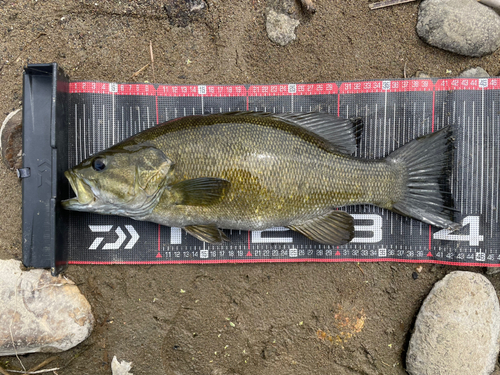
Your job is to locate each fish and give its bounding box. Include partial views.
[62,111,460,245]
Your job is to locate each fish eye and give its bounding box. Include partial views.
[92,157,106,172]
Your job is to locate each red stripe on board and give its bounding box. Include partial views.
[428,225,432,250]
[155,96,159,124]
[339,80,433,94]
[156,85,247,97]
[70,82,156,95]
[434,78,496,91]
[248,83,338,97]
[158,225,161,251]
[431,90,435,132]
[156,225,162,258]
[68,257,493,267]
[337,93,340,117]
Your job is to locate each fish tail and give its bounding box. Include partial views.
[386,126,460,230]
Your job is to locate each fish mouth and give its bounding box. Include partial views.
[61,170,95,210]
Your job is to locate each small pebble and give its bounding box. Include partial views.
[459,67,490,78]
[111,356,133,375]
[486,267,500,275]
[414,71,431,79]
[266,9,300,46]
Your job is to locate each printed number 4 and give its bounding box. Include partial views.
[433,216,484,246]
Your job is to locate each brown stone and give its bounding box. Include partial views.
[0,260,94,356]
[0,109,23,170]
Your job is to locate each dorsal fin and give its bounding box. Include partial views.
[220,111,363,154]
[274,113,363,154]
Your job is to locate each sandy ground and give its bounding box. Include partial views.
[1,0,500,374]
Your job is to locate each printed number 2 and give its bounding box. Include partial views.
[433,216,484,246]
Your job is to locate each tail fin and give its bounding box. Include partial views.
[387,126,460,230]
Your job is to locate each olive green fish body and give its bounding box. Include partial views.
[129,115,397,227]
[63,112,459,245]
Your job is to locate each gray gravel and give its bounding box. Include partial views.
[417,0,500,57]
[459,67,491,78]
[266,9,300,46]
[406,271,500,375]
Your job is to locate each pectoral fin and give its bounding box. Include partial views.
[171,177,230,206]
[184,224,229,244]
[288,211,354,245]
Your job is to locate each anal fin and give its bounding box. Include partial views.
[184,224,229,244]
[288,211,354,245]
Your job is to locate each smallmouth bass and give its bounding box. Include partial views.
[62,112,459,244]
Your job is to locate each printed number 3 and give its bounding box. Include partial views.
[351,214,383,243]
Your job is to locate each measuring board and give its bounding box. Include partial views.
[21,64,500,273]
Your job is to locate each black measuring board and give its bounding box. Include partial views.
[21,64,70,275]
[21,64,500,271]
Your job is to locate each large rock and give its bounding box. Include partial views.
[406,271,500,375]
[0,260,94,356]
[417,0,500,57]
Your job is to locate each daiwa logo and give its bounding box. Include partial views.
[88,225,139,250]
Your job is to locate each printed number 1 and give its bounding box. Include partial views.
[433,216,484,246]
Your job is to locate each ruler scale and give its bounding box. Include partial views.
[23,70,500,268]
